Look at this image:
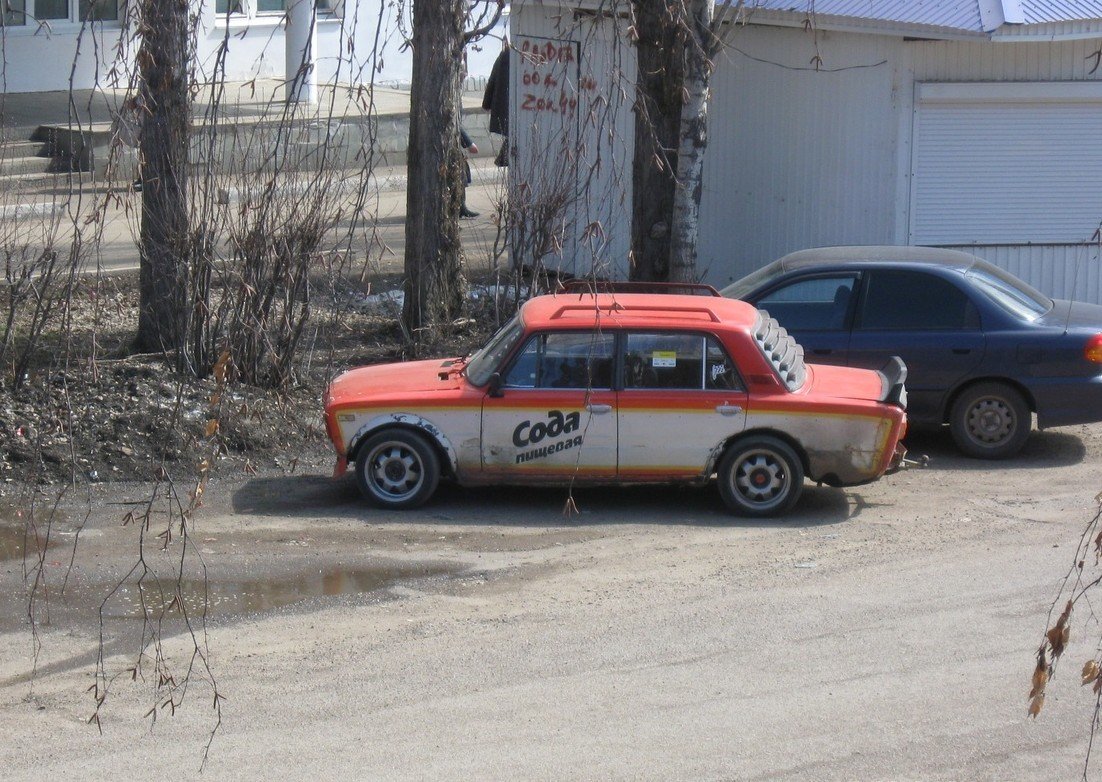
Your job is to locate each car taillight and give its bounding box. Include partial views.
[1087,334,1102,363]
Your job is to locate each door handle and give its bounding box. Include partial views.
[715,404,743,416]
[952,348,971,355]
[586,403,612,414]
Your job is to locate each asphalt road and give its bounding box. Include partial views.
[1,423,1100,780]
[3,165,506,277]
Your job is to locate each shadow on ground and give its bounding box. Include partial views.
[903,427,1086,470]
[233,473,861,529]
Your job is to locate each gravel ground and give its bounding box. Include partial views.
[1,421,1100,780]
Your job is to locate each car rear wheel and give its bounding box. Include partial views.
[717,436,804,517]
[355,429,440,509]
[949,382,1031,459]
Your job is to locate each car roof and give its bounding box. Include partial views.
[776,245,981,273]
[520,292,759,331]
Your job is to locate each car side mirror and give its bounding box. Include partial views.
[488,372,505,398]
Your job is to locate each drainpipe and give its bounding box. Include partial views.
[285,0,317,104]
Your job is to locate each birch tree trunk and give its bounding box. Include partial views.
[668,0,713,283]
[402,0,467,342]
[135,0,191,361]
[629,0,685,282]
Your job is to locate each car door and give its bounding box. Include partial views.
[750,273,859,366]
[617,332,748,480]
[847,268,986,424]
[481,330,618,480]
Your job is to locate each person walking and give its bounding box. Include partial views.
[482,45,509,167]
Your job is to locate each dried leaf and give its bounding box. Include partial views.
[212,350,232,383]
[1082,660,1099,686]
[204,419,219,438]
[1028,693,1044,718]
[1047,625,1068,658]
[1031,662,1049,698]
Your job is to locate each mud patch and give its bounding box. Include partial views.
[0,524,26,561]
[99,562,457,620]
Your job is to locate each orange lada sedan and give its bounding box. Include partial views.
[324,290,908,517]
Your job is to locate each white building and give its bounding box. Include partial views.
[0,0,504,95]
[509,0,1102,304]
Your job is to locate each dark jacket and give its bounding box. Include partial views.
[482,50,509,136]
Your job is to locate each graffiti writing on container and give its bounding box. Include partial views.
[519,39,576,65]
[516,435,584,464]
[520,91,579,117]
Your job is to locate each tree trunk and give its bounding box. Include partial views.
[135,0,191,360]
[668,0,713,284]
[629,0,685,282]
[402,0,467,342]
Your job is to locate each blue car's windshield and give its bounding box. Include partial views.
[466,314,525,386]
[966,263,1052,321]
[720,260,784,300]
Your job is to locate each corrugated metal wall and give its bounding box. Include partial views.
[512,8,1102,303]
[703,24,1102,303]
[700,26,903,287]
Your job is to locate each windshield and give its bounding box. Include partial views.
[720,260,785,300]
[965,262,1052,321]
[465,314,525,386]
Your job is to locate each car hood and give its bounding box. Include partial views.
[327,358,464,405]
[806,363,889,403]
[1037,299,1102,333]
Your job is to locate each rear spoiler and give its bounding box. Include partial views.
[878,356,907,408]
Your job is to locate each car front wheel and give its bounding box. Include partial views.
[949,382,1031,459]
[717,436,804,517]
[355,429,440,509]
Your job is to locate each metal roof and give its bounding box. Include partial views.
[743,0,1102,35]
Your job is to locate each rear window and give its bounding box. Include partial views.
[752,311,807,392]
[965,263,1052,321]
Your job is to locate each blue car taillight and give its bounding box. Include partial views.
[1086,334,1102,364]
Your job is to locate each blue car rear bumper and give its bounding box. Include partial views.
[1030,374,1102,429]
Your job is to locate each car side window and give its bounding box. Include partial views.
[623,333,741,390]
[857,270,980,331]
[705,337,744,391]
[755,275,858,331]
[503,332,615,389]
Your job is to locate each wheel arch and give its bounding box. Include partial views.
[942,376,1036,424]
[347,414,458,479]
[710,427,811,478]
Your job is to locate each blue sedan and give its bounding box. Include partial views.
[722,246,1102,458]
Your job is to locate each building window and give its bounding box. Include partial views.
[79,0,117,21]
[255,0,283,14]
[215,0,243,13]
[37,0,67,19]
[2,0,26,25]
[1,0,118,23]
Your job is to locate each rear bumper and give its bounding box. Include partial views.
[883,442,908,475]
[1030,375,1102,428]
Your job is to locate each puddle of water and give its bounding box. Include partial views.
[0,524,27,561]
[100,562,457,620]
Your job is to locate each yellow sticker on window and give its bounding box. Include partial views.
[652,350,677,368]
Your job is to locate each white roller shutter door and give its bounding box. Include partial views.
[910,82,1102,245]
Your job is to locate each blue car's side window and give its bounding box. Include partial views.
[755,275,857,331]
[858,270,980,331]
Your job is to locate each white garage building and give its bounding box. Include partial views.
[509,0,1102,303]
